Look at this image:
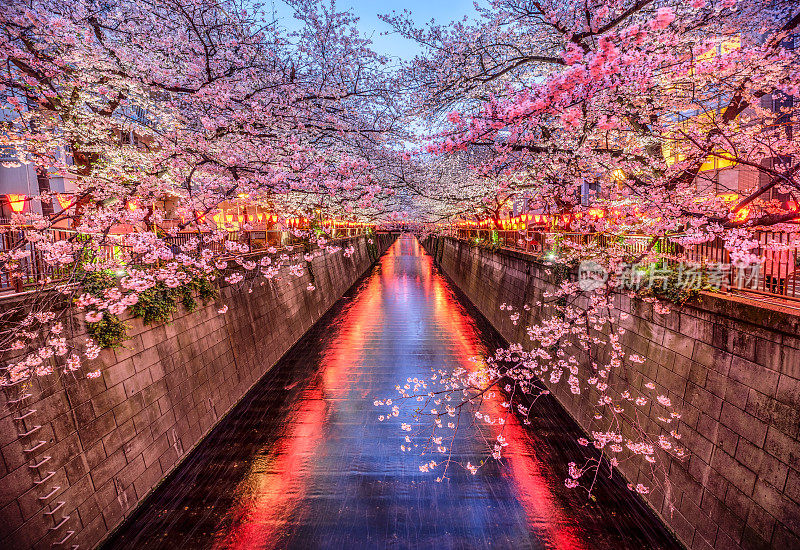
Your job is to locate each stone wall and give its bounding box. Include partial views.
[425,236,800,550]
[0,233,394,550]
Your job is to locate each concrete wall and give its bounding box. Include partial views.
[425,236,800,550]
[0,233,394,550]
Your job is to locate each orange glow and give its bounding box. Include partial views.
[8,194,26,212]
[56,194,73,210]
[208,237,594,550]
[424,240,587,550]
[587,208,604,219]
[718,193,739,203]
[213,385,327,550]
[732,207,750,222]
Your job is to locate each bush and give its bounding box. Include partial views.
[81,270,220,348]
[82,270,116,296]
[638,265,700,305]
[129,283,178,325]
[194,275,219,303]
[176,285,197,312]
[86,313,128,348]
[81,270,128,348]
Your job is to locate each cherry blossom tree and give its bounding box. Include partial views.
[0,0,406,382]
[379,0,800,499]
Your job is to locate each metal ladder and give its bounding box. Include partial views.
[5,382,79,549]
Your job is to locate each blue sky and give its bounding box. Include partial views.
[269,0,482,60]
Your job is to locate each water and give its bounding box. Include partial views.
[105,235,677,549]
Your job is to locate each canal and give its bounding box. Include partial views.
[104,235,677,549]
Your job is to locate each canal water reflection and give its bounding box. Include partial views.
[105,235,676,549]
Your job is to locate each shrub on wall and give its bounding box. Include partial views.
[86,313,128,348]
[82,272,220,348]
[129,283,179,325]
[194,275,219,303]
[82,271,129,348]
[130,275,219,326]
[638,266,700,305]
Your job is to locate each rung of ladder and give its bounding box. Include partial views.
[35,471,56,485]
[39,486,60,500]
[29,456,51,469]
[13,409,36,421]
[50,516,70,530]
[8,393,32,404]
[43,501,65,516]
[17,425,42,438]
[24,440,47,453]
[52,530,74,546]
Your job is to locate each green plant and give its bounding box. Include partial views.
[86,313,128,348]
[194,275,219,303]
[82,270,116,296]
[638,265,700,305]
[176,284,197,312]
[129,283,178,325]
[79,270,128,348]
[366,237,379,260]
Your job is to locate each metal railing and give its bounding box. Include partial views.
[446,227,800,301]
[0,226,370,294]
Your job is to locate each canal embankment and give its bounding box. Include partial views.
[0,233,395,550]
[423,235,800,550]
[103,234,677,550]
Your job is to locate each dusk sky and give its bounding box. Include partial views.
[271,0,483,60]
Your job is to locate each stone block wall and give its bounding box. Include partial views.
[425,236,800,550]
[0,233,394,550]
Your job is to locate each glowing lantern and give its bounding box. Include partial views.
[257,213,263,221]
[226,215,234,223]
[588,208,604,219]
[56,194,73,210]
[7,194,26,213]
[732,207,750,223]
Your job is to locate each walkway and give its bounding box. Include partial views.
[104,235,676,549]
